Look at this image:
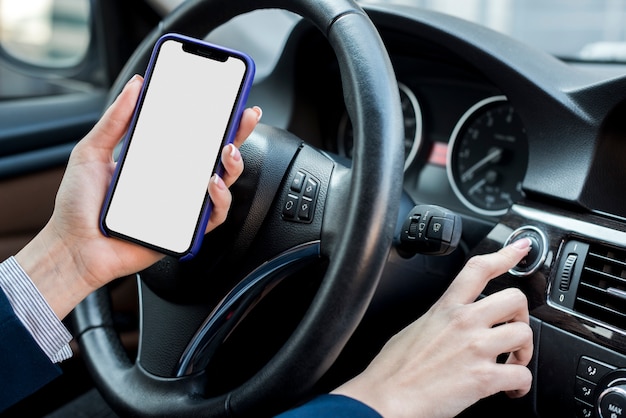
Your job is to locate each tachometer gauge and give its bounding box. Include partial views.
[447,96,528,217]
[338,82,422,171]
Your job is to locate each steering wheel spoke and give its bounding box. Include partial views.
[176,241,321,377]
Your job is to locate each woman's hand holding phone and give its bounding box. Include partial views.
[206,106,261,233]
[100,34,256,260]
[15,74,261,320]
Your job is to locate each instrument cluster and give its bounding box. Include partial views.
[336,82,529,220]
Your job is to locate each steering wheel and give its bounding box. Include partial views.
[72,0,404,416]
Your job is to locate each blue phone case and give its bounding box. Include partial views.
[100,33,255,260]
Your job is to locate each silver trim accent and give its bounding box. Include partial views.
[513,205,626,248]
[512,204,626,339]
[399,82,423,172]
[503,225,548,277]
[598,383,626,418]
[607,287,626,301]
[136,273,145,364]
[446,95,514,217]
[175,241,320,376]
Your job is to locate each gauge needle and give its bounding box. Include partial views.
[468,178,487,195]
[461,148,502,182]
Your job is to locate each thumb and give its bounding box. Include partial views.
[83,75,143,157]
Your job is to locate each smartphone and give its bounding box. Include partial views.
[100,33,255,260]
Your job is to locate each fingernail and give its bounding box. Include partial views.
[228,143,240,160]
[211,174,225,189]
[512,238,531,250]
[252,106,262,122]
[126,74,141,87]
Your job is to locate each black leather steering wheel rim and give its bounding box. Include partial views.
[73,1,404,416]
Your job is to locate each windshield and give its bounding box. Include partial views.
[150,0,626,63]
[362,0,626,62]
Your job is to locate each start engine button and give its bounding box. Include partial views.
[503,226,548,277]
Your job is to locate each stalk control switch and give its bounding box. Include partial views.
[399,204,462,256]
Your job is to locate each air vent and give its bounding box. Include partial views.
[573,243,626,331]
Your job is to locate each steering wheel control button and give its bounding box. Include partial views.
[282,171,319,223]
[503,226,548,276]
[298,197,312,221]
[399,204,462,256]
[303,178,318,200]
[290,171,306,193]
[283,194,299,219]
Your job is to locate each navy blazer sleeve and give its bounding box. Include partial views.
[0,289,62,412]
[276,394,383,417]
[2,288,378,417]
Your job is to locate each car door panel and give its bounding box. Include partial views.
[0,167,64,260]
[0,91,106,260]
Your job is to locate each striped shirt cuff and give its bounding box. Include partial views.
[0,256,73,363]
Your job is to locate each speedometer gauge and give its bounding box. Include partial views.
[338,82,422,171]
[447,96,528,217]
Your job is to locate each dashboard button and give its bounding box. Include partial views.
[574,377,595,404]
[559,253,577,291]
[503,226,548,276]
[578,357,615,384]
[599,387,626,418]
[575,400,593,418]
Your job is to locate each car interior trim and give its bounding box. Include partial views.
[512,205,626,249]
[446,95,509,217]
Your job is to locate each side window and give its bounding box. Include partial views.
[0,0,97,98]
[0,0,90,67]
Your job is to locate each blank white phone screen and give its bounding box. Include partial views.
[104,39,247,254]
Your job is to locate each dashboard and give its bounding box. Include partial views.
[274,19,530,227]
[237,3,626,417]
[337,83,528,218]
